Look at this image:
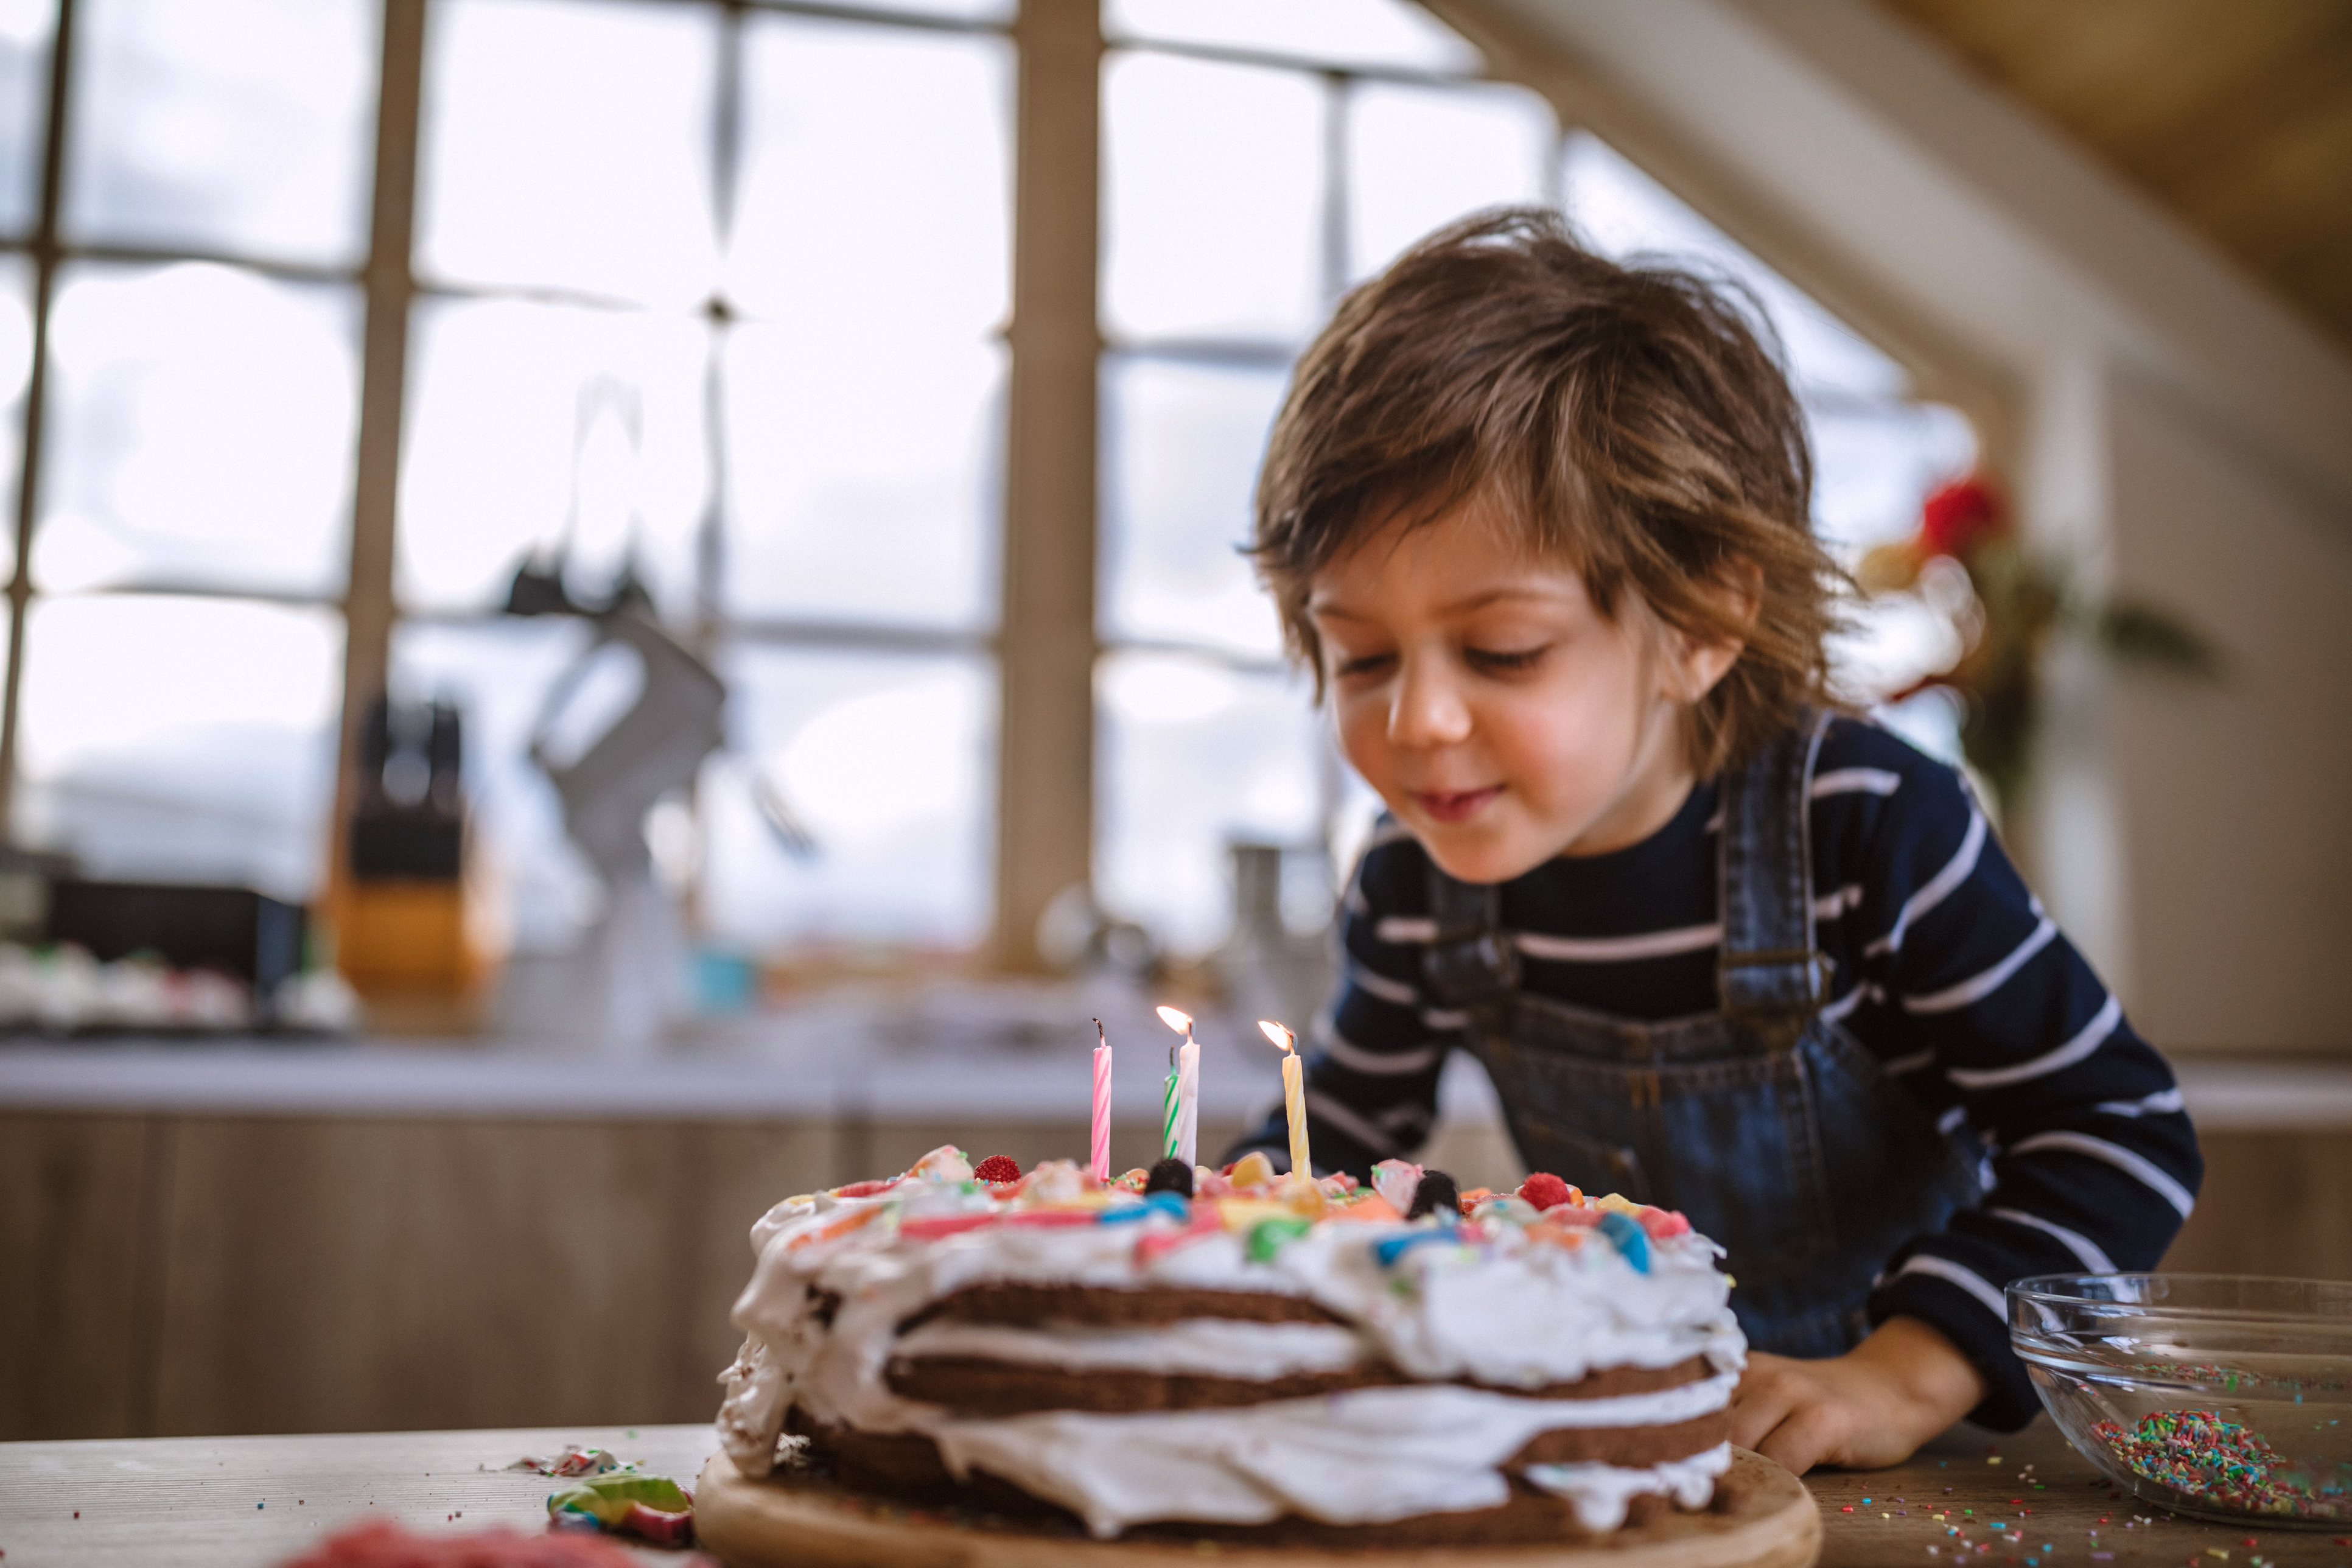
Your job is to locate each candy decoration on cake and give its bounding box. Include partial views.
[717,1142,1745,1543]
[1406,1168,1461,1219]
[972,1155,1021,1186]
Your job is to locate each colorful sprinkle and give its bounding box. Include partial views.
[2088,1409,2352,1522]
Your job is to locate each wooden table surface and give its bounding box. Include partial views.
[1,1418,2345,1567]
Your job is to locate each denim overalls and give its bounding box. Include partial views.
[1420,714,1981,1357]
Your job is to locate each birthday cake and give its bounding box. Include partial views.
[714,1146,1746,1543]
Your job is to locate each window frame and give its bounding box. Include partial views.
[0,0,1961,976]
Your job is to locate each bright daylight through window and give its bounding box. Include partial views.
[0,0,1973,1011]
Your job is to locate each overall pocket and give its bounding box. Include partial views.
[1646,1048,1838,1290]
[1468,1033,1653,1205]
[1804,1020,1983,1266]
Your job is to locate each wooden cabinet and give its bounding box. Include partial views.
[0,1110,1241,1440]
[0,1107,2339,1441]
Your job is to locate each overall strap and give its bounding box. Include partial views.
[1717,709,1833,1035]
[1421,864,1519,1035]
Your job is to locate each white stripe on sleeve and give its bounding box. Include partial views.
[1420,1006,1469,1031]
[1812,766,1903,799]
[2009,1130,2196,1217]
[1374,916,1437,943]
[1346,962,1420,1008]
[1819,984,1873,1024]
[1317,1028,1444,1076]
[1894,1255,2007,1318]
[1988,1206,2117,1274]
[1812,883,1864,921]
[1304,1088,1401,1160]
[2094,1087,2185,1117]
[1946,994,2123,1088]
[1883,1049,1934,1074]
[1902,917,2057,1013]
[1515,922,1721,962]
[1867,808,1987,957]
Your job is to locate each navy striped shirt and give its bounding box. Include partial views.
[1233,716,2200,1427]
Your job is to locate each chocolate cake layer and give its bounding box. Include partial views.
[785,1409,1725,1547]
[1507,1408,1733,1466]
[900,1282,1346,1331]
[885,1352,1715,1415]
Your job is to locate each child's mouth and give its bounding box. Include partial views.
[1413,786,1502,824]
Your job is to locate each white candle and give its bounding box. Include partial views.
[1259,1020,1309,1179]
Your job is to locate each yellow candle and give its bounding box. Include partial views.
[1260,1020,1309,1179]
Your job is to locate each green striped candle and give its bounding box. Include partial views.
[1161,1049,1181,1162]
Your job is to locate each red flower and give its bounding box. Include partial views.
[1920,477,2005,558]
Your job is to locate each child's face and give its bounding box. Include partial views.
[1307,491,1735,883]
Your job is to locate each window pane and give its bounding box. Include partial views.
[724,326,1001,629]
[1102,51,1323,343]
[1107,0,1477,74]
[0,0,54,236]
[389,616,604,954]
[728,17,1008,341]
[39,262,359,595]
[398,295,710,616]
[846,0,1010,21]
[418,0,718,309]
[1101,355,1286,659]
[61,0,374,265]
[1561,132,1905,404]
[0,251,28,584]
[1348,80,1553,281]
[1096,651,1321,955]
[702,646,994,951]
[15,595,342,901]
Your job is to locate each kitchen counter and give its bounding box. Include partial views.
[0,1034,2343,1128]
[2,1418,2343,1567]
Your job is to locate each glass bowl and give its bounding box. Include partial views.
[2009,1274,2352,1528]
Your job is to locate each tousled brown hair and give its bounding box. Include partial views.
[1253,207,1846,777]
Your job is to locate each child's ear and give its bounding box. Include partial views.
[1661,560,1760,704]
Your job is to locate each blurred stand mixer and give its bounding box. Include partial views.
[506,558,726,1053]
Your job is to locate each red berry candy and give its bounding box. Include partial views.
[973,1155,1021,1185]
[1517,1173,1573,1212]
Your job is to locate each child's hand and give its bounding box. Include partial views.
[1729,1314,1987,1474]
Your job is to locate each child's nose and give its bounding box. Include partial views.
[1388,659,1472,749]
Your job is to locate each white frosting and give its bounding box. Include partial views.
[716,1173,1747,1538]
[894,1317,1368,1378]
[1523,1441,1735,1531]
[930,1377,1735,1539]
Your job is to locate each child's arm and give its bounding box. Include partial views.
[1221,822,1452,1177]
[1826,728,2202,1437]
[1731,1315,1986,1473]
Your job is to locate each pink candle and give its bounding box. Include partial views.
[1090,1018,1113,1182]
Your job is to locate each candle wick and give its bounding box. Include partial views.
[1094,1018,1105,1048]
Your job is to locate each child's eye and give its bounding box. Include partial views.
[1331,651,1395,681]
[1465,645,1549,673]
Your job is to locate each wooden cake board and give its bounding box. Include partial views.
[693,1447,1821,1568]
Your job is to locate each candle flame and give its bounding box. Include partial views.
[1155,1006,1192,1034]
[1258,1020,1297,1055]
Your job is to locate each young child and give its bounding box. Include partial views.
[1228,210,2200,1473]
